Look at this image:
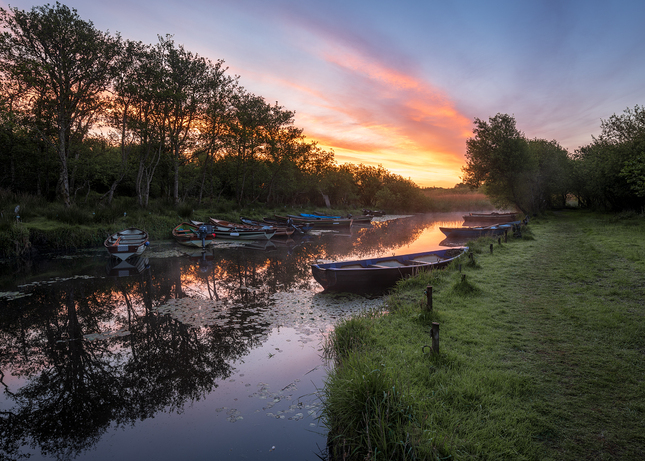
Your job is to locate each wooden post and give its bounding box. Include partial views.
[490,243,493,254]
[505,230,508,243]
[498,237,501,245]
[431,322,440,354]
[458,263,462,272]
[425,285,433,311]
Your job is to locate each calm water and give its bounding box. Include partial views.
[0,212,468,461]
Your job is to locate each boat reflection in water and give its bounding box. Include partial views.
[0,212,466,461]
[106,255,150,277]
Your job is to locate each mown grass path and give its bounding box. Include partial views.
[508,212,645,460]
[322,211,645,460]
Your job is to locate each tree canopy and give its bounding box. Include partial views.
[0,3,430,213]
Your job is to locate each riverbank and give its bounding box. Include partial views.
[321,210,645,460]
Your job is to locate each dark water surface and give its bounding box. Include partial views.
[0,212,467,461]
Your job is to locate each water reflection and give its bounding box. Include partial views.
[0,213,465,461]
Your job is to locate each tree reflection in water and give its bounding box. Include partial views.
[0,213,463,460]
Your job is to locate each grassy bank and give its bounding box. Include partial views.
[321,210,645,460]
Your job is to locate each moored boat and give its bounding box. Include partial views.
[172,222,216,248]
[275,214,353,229]
[462,212,517,225]
[208,217,277,239]
[440,221,521,239]
[239,217,298,237]
[362,209,385,217]
[212,228,276,240]
[260,217,313,233]
[311,247,468,292]
[103,227,149,261]
[307,212,373,224]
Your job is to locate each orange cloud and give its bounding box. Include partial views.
[235,27,474,188]
[309,48,471,187]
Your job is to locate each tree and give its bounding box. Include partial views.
[156,35,212,205]
[196,63,236,205]
[572,105,645,210]
[461,114,533,214]
[225,89,274,207]
[0,2,121,207]
[526,139,572,210]
[600,105,645,204]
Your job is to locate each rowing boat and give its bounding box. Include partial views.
[172,222,216,247]
[440,221,521,239]
[103,228,149,261]
[311,247,468,292]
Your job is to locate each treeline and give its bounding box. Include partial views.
[0,3,431,213]
[462,109,645,214]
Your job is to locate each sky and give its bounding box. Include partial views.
[3,0,645,188]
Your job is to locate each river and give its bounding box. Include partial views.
[0,212,469,461]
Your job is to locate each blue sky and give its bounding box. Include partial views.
[3,0,645,187]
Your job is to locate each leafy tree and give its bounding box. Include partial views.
[0,2,121,207]
[462,114,533,214]
[110,40,167,207]
[225,90,277,207]
[526,138,572,210]
[196,62,237,205]
[346,164,388,207]
[156,35,212,205]
[573,105,645,210]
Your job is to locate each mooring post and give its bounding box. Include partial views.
[498,237,501,246]
[490,243,493,254]
[458,263,462,272]
[431,322,440,354]
[425,285,433,311]
[469,252,474,263]
[505,229,508,243]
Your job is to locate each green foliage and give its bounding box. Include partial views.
[573,105,645,211]
[323,315,375,362]
[0,222,30,257]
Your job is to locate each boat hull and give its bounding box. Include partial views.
[104,228,149,261]
[462,212,517,225]
[440,221,520,239]
[311,247,467,292]
[213,229,276,240]
[172,222,216,247]
[275,215,353,229]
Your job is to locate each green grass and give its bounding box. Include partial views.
[321,210,645,460]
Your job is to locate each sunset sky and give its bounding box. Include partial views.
[4,0,645,187]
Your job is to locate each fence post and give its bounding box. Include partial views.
[490,243,493,254]
[425,285,433,311]
[431,323,440,354]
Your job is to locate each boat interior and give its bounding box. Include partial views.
[329,253,449,270]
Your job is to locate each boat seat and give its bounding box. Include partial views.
[411,255,443,263]
[336,264,365,269]
[369,259,406,268]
